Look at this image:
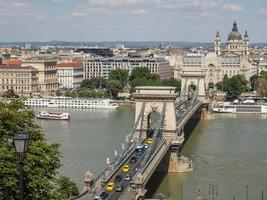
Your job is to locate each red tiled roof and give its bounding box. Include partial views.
[2,59,22,65]
[57,62,83,68]
[0,64,36,70]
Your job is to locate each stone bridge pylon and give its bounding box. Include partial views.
[132,86,181,146]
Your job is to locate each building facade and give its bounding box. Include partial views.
[22,58,58,95]
[174,22,256,89]
[83,57,173,80]
[0,65,38,95]
[57,62,83,89]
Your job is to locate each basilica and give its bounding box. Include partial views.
[174,21,257,89]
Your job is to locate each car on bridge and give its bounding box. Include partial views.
[115,184,123,192]
[125,174,131,181]
[99,191,109,199]
[106,182,115,191]
[114,175,122,182]
[146,137,153,144]
[122,164,130,173]
[130,156,137,163]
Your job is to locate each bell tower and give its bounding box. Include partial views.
[214,31,221,56]
[243,30,249,55]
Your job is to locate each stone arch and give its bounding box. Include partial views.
[147,111,161,138]
[180,71,206,101]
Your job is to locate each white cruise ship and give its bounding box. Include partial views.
[213,102,267,114]
[24,97,118,110]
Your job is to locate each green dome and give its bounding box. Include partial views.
[228,21,242,41]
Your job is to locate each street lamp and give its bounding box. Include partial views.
[13,129,29,200]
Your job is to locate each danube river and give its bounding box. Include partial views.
[34,106,267,200]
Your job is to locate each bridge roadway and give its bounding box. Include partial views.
[74,100,202,200]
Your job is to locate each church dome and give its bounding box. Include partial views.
[228,21,242,41]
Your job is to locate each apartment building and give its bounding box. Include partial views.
[57,62,83,89]
[83,57,173,80]
[0,64,38,95]
[22,58,58,95]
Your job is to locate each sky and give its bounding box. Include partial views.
[0,0,267,42]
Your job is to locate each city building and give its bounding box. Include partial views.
[22,58,58,95]
[173,21,256,89]
[57,62,83,89]
[0,64,38,95]
[83,57,173,80]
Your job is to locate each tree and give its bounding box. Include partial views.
[256,71,267,97]
[129,67,152,81]
[160,77,181,93]
[56,176,79,199]
[226,74,249,99]
[0,100,68,200]
[109,69,129,90]
[2,89,19,98]
[107,80,122,98]
[249,74,258,91]
[81,78,107,89]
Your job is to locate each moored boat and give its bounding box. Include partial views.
[24,97,118,110]
[37,111,71,120]
[213,102,267,114]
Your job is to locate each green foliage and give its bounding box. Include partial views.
[249,74,258,91]
[216,74,249,99]
[109,69,129,89]
[64,88,108,98]
[2,89,19,98]
[160,77,181,92]
[129,67,153,82]
[107,80,123,98]
[56,90,62,96]
[128,67,180,93]
[256,71,267,97]
[0,100,66,200]
[81,78,107,89]
[56,176,79,199]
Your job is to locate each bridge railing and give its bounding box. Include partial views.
[139,103,166,171]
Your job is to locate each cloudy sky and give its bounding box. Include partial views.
[0,0,266,42]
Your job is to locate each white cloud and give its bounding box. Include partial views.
[12,0,27,8]
[131,9,148,15]
[221,3,244,11]
[257,8,267,15]
[71,11,86,17]
[50,0,66,3]
[156,0,222,9]
[89,0,141,6]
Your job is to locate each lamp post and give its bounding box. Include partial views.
[13,129,29,200]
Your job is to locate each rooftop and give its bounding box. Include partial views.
[57,62,83,68]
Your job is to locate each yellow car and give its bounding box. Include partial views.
[146,137,153,144]
[122,164,130,173]
[106,182,115,191]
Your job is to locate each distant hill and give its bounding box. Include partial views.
[0,41,266,49]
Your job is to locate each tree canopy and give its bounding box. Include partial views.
[0,100,78,199]
[215,74,249,99]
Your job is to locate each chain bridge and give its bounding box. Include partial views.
[72,71,210,200]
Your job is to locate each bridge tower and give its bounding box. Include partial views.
[133,86,181,146]
[180,70,206,101]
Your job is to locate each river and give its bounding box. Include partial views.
[34,106,267,200]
